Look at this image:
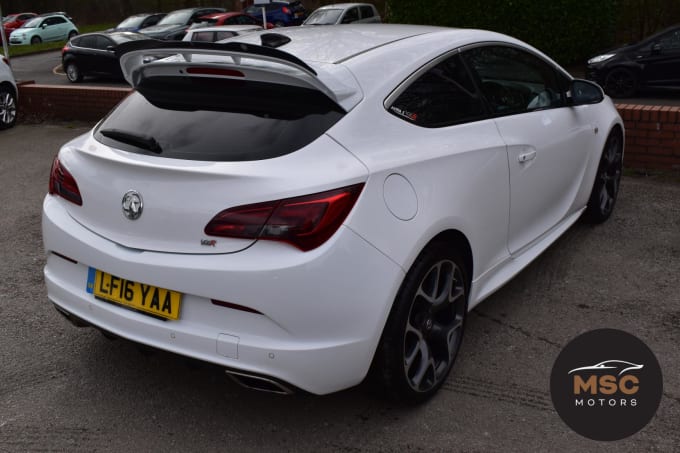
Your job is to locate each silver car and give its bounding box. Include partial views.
[0,55,17,129]
[303,3,381,25]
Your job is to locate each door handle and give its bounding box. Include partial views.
[518,150,536,163]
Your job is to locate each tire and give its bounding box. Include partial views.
[603,68,637,98]
[582,127,624,224]
[0,86,17,130]
[64,61,83,83]
[370,241,469,404]
[68,30,78,40]
[30,36,42,45]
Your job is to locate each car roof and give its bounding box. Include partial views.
[316,3,375,9]
[191,25,261,33]
[230,24,447,64]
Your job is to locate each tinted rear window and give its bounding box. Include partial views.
[95,77,344,161]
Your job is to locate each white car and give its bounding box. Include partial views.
[0,55,17,129]
[42,25,624,403]
[182,24,262,43]
[303,3,380,25]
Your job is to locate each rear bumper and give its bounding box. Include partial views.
[42,195,404,394]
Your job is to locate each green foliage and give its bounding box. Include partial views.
[386,0,622,65]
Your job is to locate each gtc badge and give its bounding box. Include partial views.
[122,190,143,220]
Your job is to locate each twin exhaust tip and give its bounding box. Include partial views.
[225,370,294,395]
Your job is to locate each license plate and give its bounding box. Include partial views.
[86,268,182,320]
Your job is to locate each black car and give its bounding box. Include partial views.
[586,25,680,97]
[139,7,225,40]
[113,13,166,32]
[62,32,153,83]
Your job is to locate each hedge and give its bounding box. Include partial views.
[386,0,621,66]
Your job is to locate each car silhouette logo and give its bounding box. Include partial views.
[568,360,644,376]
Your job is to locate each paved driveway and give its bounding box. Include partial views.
[0,124,678,452]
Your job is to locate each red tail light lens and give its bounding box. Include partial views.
[49,156,83,206]
[205,184,364,251]
[282,6,291,14]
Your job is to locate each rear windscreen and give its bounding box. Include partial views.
[95,77,345,161]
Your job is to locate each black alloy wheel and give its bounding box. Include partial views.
[371,242,468,403]
[583,128,624,224]
[603,68,637,98]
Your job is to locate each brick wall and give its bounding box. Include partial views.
[17,83,131,123]
[14,84,680,172]
[615,104,680,172]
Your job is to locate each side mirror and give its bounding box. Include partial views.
[652,43,662,54]
[567,79,604,106]
[106,45,115,52]
[41,23,47,29]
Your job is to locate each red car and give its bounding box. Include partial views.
[194,12,274,29]
[2,12,38,36]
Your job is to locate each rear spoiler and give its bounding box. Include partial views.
[116,40,363,111]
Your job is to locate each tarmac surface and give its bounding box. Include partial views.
[0,124,679,452]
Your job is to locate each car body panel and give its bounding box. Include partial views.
[182,25,262,42]
[43,24,624,395]
[9,14,77,45]
[303,3,381,25]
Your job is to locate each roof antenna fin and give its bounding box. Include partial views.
[260,33,291,48]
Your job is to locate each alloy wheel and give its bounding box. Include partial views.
[403,259,466,393]
[0,90,17,129]
[604,68,636,98]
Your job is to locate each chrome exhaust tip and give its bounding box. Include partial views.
[225,370,294,395]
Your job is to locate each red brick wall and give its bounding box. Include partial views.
[615,104,680,172]
[13,84,680,172]
[17,83,131,123]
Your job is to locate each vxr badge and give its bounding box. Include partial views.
[122,190,143,220]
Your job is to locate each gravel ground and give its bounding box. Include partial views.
[1,124,678,452]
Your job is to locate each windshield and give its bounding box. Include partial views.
[21,18,41,28]
[109,33,152,44]
[2,15,18,24]
[117,16,145,29]
[158,10,192,26]
[305,9,342,25]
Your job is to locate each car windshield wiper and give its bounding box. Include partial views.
[99,128,163,154]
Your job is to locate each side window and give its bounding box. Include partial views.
[191,31,214,42]
[360,6,374,18]
[388,53,487,128]
[94,36,113,50]
[215,31,237,40]
[342,8,360,23]
[658,30,680,51]
[52,17,67,25]
[462,45,565,115]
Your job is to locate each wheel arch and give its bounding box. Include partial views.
[0,81,17,98]
[415,229,474,289]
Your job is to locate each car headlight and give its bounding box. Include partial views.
[588,54,616,65]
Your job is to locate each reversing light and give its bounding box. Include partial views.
[204,184,364,251]
[49,156,83,206]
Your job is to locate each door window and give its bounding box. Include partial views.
[359,6,374,19]
[342,8,359,23]
[462,45,566,115]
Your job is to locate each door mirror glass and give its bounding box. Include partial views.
[569,79,604,105]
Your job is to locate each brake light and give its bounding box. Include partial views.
[49,156,82,206]
[282,6,291,14]
[186,67,244,77]
[205,184,364,251]
[61,44,69,55]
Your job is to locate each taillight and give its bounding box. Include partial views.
[205,184,364,251]
[282,6,291,14]
[49,156,83,206]
[61,44,69,55]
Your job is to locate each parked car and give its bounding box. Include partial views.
[182,25,262,43]
[139,7,225,41]
[587,24,680,97]
[244,1,306,27]
[113,13,166,32]
[191,12,273,29]
[2,12,38,36]
[9,14,78,45]
[303,3,380,25]
[62,32,154,83]
[0,55,17,129]
[43,24,623,403]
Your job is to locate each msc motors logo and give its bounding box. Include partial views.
[550,329,662,441]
